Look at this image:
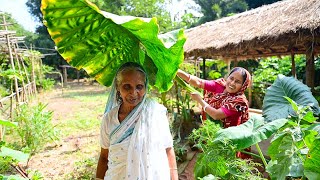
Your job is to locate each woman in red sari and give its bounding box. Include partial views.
[176,67,251,158]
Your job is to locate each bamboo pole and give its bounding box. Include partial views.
[3,15,20,103]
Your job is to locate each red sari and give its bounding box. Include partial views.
[204,68,251,159]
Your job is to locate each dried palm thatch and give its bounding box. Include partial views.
[184,0,320,61]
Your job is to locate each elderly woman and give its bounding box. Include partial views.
[96,62,178,180]
[177,67,252,158]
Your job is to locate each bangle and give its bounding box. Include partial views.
[203,104,209,112]
[170,168,178,170]
[187,74,191,83]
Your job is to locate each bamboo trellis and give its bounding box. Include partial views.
[0,13,39,140]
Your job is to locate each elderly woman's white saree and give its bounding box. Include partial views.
[101,79,173,180]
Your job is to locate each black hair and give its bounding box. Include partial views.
[229,67,247,85]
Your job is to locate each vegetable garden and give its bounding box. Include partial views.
[1,0,320,180]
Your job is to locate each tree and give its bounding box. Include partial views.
[245,0,281,9]
[26,0,67,68]
[0,12,33,37]
[193,0,248,25]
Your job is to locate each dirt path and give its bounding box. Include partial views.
[27,82,107,180]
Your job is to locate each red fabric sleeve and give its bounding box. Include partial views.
[220,107,241,117]
[204,80,225,93]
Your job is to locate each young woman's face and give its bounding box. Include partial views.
[225,70,244,94]
[118,70,146,108]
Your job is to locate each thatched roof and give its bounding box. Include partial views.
[184,0,320,61]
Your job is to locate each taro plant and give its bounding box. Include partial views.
[191,75,320,179]
[0,119,29,180]
[41,0,186,93]
[262,75,320,180]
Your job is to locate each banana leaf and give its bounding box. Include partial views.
[213,114,287,150]
[41,0,186,92]
[263,75,320,122]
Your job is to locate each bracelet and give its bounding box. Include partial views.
[203,104,209,112]
[187,74,191,83]
[170,168,178,170]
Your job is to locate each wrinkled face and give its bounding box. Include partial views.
[117,69,146,108]
[225,70,244,94]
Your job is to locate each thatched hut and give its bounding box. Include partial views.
[184,0,320,89]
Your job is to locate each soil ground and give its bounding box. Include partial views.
[26,81,107,179]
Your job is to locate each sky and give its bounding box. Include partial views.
[0,0,39,32]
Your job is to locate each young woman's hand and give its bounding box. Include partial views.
[190,92,203,103]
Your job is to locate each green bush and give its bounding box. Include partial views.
[14,103,59,154]
[36,78,55,91]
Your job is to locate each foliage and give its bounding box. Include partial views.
[263,75,320,122]
[0,119,29,179]
[173,141,188,162]
[41,0,186,92]
[266,97,320,179]
[245,0,281,9]
[64,158,96,180]
[258,75,320,179]
[22,51,56,91]
[36,78,55,91]
[205,60,227,80]
[189,120,265,179]
[0,13,33,36]
[252,55,308,108]
[213,114,287,150]
[193,0,248,25]
[14,103,59,154]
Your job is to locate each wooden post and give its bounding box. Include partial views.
[13,44,26,102]
[306,43,315,91]
[30,46,37,94]
[202,58,206,79]
[62,66,68,84]
[227,59,231,74]
[291,52,296,79]
[3,15,20,103]
[77,70,80,83]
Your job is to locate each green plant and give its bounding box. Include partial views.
[173,141,188,162]
[265,97,320,179]
[14,103,59,154]
[65,158,96,180]
[0,119,29,179]
[190,121,265,179]
[36,78,55,91]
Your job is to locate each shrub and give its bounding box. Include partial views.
[14,103,59,154]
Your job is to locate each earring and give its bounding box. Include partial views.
[116,91,123,103]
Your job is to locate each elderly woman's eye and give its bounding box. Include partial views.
[123,84,131,90]
[136,84,144,90]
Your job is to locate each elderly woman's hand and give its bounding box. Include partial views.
[190,92,203,103]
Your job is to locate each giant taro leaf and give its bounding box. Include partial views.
[263,75,320,122]
[41,0,186,92]
[213,114,287,150]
